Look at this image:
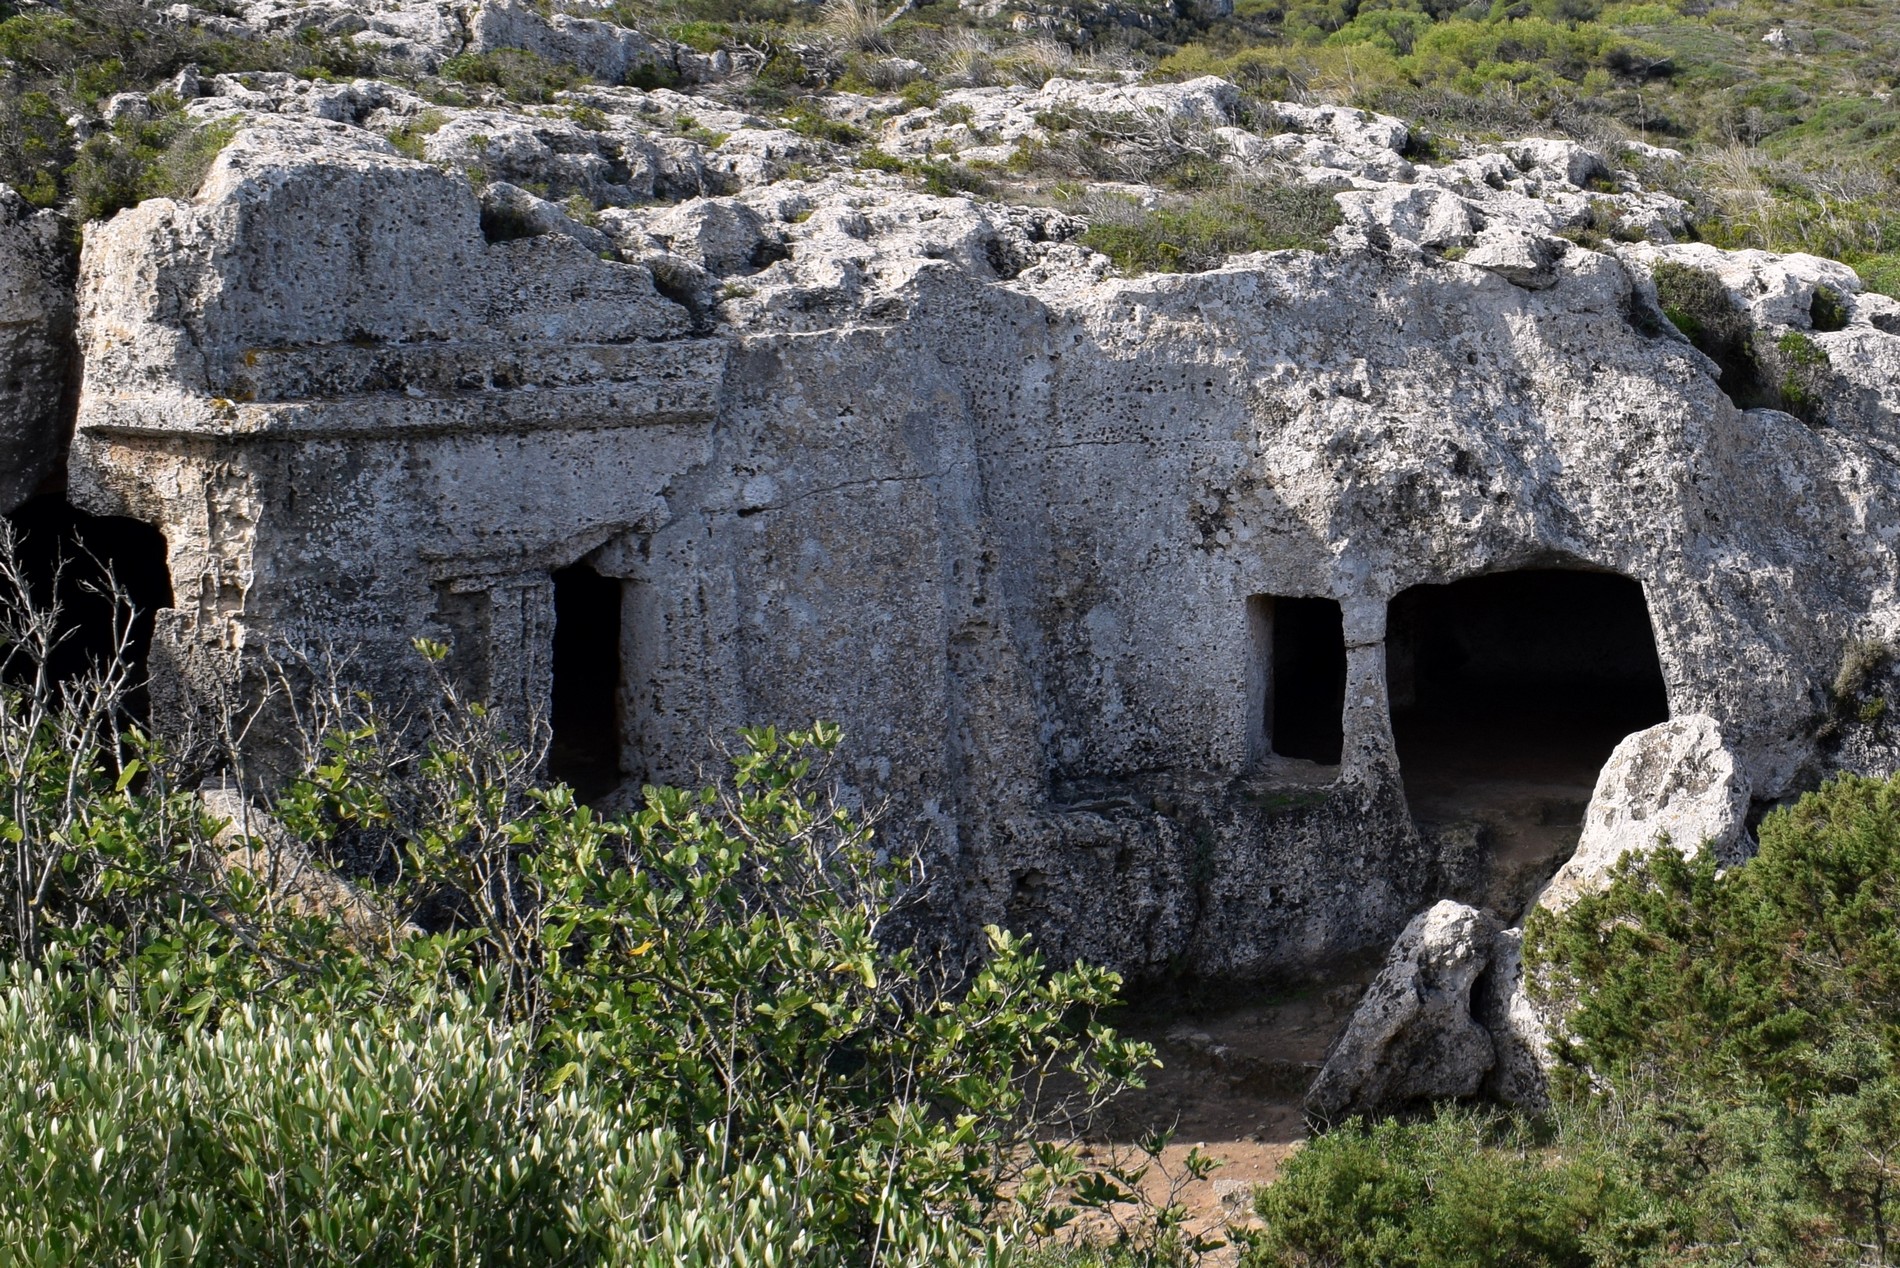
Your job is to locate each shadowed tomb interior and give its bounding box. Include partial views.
[1251,594,1349,768]
[1387,569,1671,917]
[3,496,172,716]
[549,561,625,801]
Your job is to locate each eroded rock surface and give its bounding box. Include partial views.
[0,187,74,514]
[60,69,1900,981]
[172,0,730,81]
[1304,900,1500,1125]
[1476,927,1552,1113]
[1537,714,1751,913]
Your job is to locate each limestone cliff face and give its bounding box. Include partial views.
[62,90,1900,979]
[0,188,75,514]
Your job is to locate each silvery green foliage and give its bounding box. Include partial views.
[0,968,868,1264]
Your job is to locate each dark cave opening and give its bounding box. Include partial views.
[548,562,624,801]
[1253,594,1348,766]
[3,496,172,717]
[1387,569,1669,787]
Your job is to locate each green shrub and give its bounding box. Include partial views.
[1531,774,1900,1102]
[440,47,587,102]
[854,146,991,196]
[69,114,238,222]
[0,88,71,207]
[387,107,451,159]
[1649,259,1764,393]
[275,701,1158,1251]
[779,100,865,144]
[0,964,936,1264]
[0,531,1164,1262]
[1521,771,1900,1262]
[1834,636,1892,702]
[1248,1109,1640,1268]
[1770,329,1832,423]
[1250,773,1900,1267]
[1856,254,1900,300]
[1079,181,1342,274]
[666,19,734,52]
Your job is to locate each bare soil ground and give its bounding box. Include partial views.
[1065,736,1605,1258]
[1068,977,1372,1260]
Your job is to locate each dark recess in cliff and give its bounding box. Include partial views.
[1388,568,1669,785]
[2,495,171,718]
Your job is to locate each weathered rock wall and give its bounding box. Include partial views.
[0,188,75,514]
[66,118,1900,980]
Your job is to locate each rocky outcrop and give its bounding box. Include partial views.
[201,779,414,948]
[0,187,74,514]
[1320,717,1752,1116]
[166,0,730,82]
[1536,715,1751,912]
[60,71,1900,982]
[1472,717,1750,1108]
[1305,901,1500,1125]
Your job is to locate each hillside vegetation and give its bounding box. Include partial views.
[0,533,1202,1264]
[4,0,1900,280]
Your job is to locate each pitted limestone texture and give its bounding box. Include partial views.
[61,86,1900,982]
[0,189,74,514]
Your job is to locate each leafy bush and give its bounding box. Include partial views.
[0,969,810,1264]
[69,114,237,223]
[778,100,866,144]
[1648,261,1839,422]
[1649,259,1774,399]
[1531,773,1900,1110]
[1249,773,1900,1266]
[386,107,451,160]
[0,527,1167,1262]
[666,19,734,52]
[857,146,993,196]
[280,695,1158,1251]
[1520,773,1900,1261]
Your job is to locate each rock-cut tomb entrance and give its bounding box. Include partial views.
[2,496,172,722]
[1386,568,1670,919]
[548,560,626,803]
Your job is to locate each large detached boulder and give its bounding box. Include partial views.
[1475,928,1552,1113]
[0,187,75,514]
[1305,900,1500,1126]
[1317,718,1753,1118]
[1487,715,1751,1108]
[1537,714,1751,913]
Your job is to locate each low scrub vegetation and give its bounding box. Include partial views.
[0,526,1195,1263]
[1651,260,1841,422]
[1072,179,1343,273]
[0,0,366,213]
[68,113,238,223]
[1247,769,1900,1266]
[440,47,598,101]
